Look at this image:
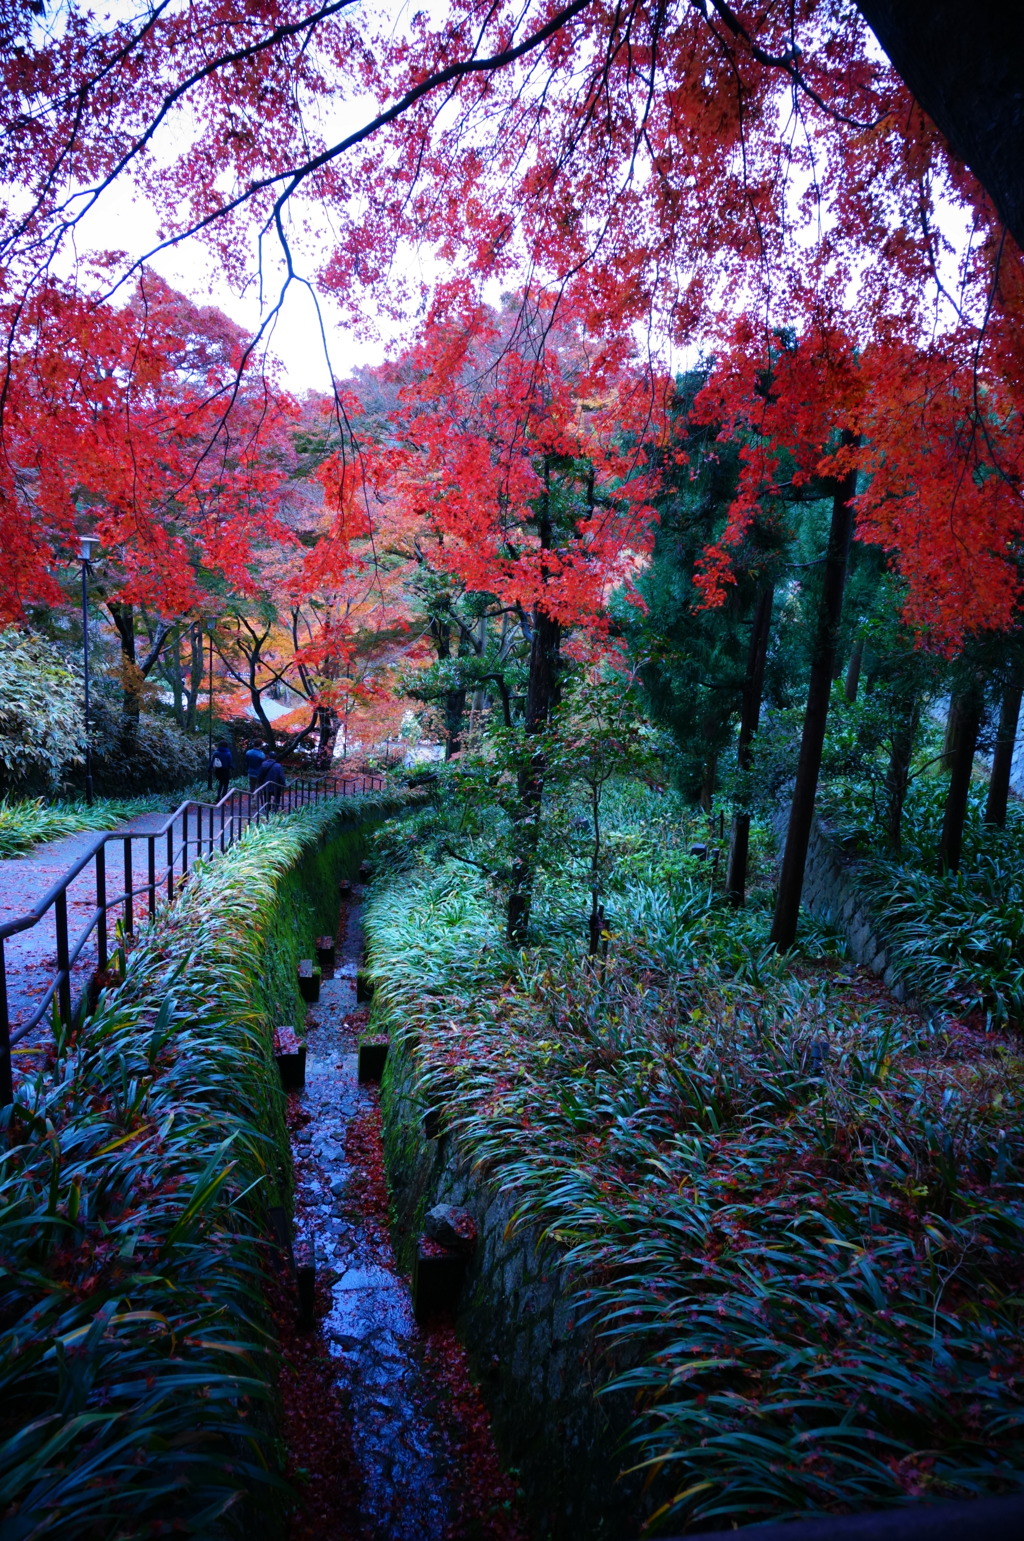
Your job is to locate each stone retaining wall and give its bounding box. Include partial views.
[381,1033,658,1541]
[774,805,907,997]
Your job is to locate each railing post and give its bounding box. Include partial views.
[182,804,190,878]
[148,835,156,917]
[166,824,174,902]
[0,944,12,1106]
[55,888,72,1027]
[124,835,133,936]
[96,843,108,972]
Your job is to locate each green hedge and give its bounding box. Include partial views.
[0,792,398,1540]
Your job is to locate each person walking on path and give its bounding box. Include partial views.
[257,756,286,811]
[210,739,234,801]
[245,744,266,799]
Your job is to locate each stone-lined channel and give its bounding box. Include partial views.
[281,881,527,1541]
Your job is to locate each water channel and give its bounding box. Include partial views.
[284,883,523,1540]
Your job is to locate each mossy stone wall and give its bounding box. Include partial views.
[381,1030,658,1541]
[260,812,384,1031]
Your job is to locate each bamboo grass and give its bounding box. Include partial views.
[366,827,1024,1533]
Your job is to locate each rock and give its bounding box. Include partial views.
[423,1203,477,1255]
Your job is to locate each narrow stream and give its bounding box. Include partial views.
[284,882,511,1540]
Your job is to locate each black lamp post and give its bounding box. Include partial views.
[79,535,100,806]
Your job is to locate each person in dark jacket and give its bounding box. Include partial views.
[210,739,234,800]
[244,744,266,797]
[257,756,286,810]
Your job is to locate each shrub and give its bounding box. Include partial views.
[0,629,85,794]
[74,695,208,796]
[857,838,1024,1025]
[820,779,1024,1026]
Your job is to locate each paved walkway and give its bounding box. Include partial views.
[0,777,382,1091]
[0,804,199,1075]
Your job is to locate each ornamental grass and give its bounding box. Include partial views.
[829,780,1024,1028]
[0,797,384,1539]
[0,794,174,859]
[366,854,1024,1533]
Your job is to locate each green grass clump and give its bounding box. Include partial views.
[0,796,385,1538]
[858,842,1024,1026]
[366,845,1024,1533]
[819,777,1024,1027]
[0,794,179,859]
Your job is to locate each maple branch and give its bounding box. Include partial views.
[439,842,492,872]
[80,0,598,311]
[138,619,176,678]
[5,0,366,269]
[276,707,323,758]
[698,0,881,130]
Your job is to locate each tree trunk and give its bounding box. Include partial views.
[506,608,560,945]
[937,681,984,874]
[588,783,603,956]
[844,635,864,703]
[727,581,773,906]
[941,694,963,771]
[164,634,185,727]
[108,600,139,716]
[770,434,858,952]
[316,706,339,769]
[884,698,921,853]
[444,686,466,759]
[107,599,145,756]
[428,613,467,759]
[853,1,1024,253]
[699,751,717,813]
[984,661,1024,827]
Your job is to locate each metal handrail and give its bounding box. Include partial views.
[0,769,385,1103]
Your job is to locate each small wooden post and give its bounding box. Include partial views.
[297,960,321,1004]
[357,1041,388,1082]
[295,1237,316,1330]
[273,1025,306,1090]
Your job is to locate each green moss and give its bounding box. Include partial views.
[380,1033,443,1274]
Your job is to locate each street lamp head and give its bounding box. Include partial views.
[79,534,100,563]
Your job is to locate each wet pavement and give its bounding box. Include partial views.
[288,888,455,1540]
[0,807,192,1068]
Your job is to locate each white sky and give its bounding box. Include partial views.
[54,1,973,395]
[67,161,389,394]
